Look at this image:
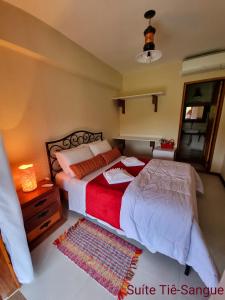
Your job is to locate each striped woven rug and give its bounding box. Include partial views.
[54,218,142,299]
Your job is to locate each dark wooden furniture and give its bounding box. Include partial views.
[0,235,20,299]
[17,180,63,248]
[45,130,103,181]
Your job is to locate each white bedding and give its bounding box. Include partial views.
[103,168,134,184]
[121,159,218,287]
[121,159,195,264]
[56,157,219,287]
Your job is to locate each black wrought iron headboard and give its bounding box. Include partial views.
[45,130,103,181]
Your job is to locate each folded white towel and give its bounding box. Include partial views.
[103,168,134,184]
[121,157,145,167]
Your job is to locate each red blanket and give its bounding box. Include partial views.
[86,159,148,229]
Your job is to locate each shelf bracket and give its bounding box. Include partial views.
[150,140,155,149]
[116,99,125,114]
[152,95,158,112]
[115,93,161,114]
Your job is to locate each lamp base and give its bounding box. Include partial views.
[22,186,37,193]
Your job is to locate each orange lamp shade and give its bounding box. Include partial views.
[18,164,37,192]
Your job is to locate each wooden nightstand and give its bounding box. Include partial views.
[17,180,63,248]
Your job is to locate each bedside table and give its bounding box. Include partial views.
[152,147,176,160]
[17,180,63,248]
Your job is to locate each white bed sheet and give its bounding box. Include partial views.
[56,157,218,287]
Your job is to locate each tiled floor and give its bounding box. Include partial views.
[19,174,225,300]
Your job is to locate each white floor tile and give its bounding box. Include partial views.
[77,277,115,300]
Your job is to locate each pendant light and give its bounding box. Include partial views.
[136,10,162,63]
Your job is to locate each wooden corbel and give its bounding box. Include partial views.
[152,95,158,112]
[116,99,125,114]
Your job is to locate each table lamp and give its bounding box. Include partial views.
[18,164,37,192]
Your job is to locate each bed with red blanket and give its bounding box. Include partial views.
[86,159,148,229]
[56,156,218,287]
[46,130,218,288]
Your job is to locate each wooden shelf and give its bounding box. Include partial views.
[113,135,162,142]
[112,91,164,100]
[113,91,164,113]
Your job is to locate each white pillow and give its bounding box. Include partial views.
[89,139,112,156]
[55,144,93,177]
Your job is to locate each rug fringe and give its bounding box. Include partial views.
[117,248,142,300]
[53,218,85,246]
[53,231,67,246]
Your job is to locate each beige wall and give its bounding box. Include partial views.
[1,1,225,181]
[0,1,121,90]
[0,2,122,185]
[121,61,225,172]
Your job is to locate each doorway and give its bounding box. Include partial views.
[177,78,225,171]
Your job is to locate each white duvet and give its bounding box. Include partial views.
[121,159,198,263]
[121,159,219,287]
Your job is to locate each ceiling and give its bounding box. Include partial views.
[4,0,225,73]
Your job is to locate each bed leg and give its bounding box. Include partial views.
[184,265,191,276]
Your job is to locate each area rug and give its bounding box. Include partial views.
[54,218,142,299]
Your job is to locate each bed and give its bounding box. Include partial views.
[46,130,219,287]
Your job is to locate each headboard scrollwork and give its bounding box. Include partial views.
[45,130,103,181]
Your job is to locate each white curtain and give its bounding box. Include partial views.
[0,134,33,283]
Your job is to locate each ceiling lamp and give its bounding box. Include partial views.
[136,10,162,63]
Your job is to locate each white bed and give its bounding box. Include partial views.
[56,156,219,288]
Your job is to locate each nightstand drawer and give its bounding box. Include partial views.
[24,202,59,232]
[27,211,61,242]
[22,190,58,221]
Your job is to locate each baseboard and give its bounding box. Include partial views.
[209,172,225,187]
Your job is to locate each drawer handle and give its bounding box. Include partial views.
[34,198,47,207]
[40,220,51,230]
[37,210,49,219]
